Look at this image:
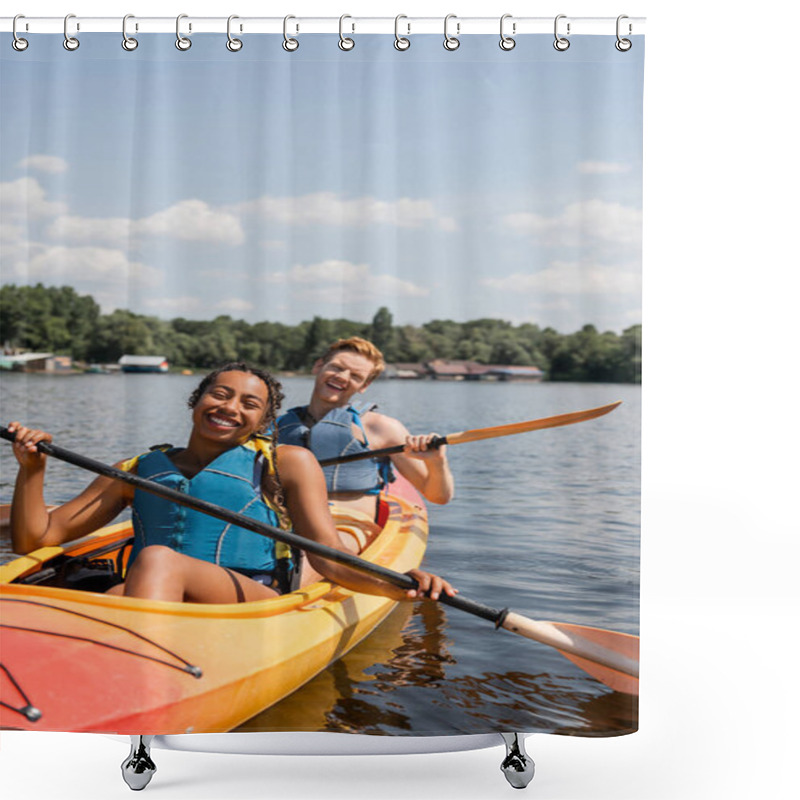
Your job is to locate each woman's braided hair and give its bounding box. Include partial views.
[188,362,286,511]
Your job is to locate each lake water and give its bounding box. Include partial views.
[0,373,639,735]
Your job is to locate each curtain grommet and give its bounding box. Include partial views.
[175,14,192,51]
[499,14,516,51]
[12,15,29,51]
[394,15,410,51]
[226,15,243,52]
[122,15,138,51]
[63,14,80,51]
[553,15,570,51]
[615,15,632,51]
[338,15,355,51]
[443,14,460,51]
[283,15,299,52]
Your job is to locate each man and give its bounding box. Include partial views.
[277,337,454,532]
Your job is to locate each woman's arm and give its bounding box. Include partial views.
[276,444,455,600]
[8,422,133,554]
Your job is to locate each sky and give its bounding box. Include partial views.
[0,32,643,332]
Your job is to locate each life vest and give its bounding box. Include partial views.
[277,403,394,494]
[123,440,294,582]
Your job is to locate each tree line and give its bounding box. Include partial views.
[1,284,641,383]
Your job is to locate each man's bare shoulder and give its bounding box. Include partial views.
[362,410,409,447]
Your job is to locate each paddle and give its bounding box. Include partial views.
[0,426,639,694]
[317,401,622,466]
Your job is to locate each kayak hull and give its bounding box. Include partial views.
[0,478,428,734]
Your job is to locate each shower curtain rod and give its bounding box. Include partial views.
[1,16,645,36]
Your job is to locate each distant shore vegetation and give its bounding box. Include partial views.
[1,284,641,383]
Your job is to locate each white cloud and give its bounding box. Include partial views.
[143,296,204,314]
[216,298,254,313]
[0,177,68,220]
[234,192,456,231]
[502,199,642,247]
[19,246,161,288]
[265,259,429,302]
[577,161,632,175]
[47,216,131,244]
[46,200,245,246]
[198,268,246,280]
[141,296,255,318]
[481,259,641,296]
[0,223,23,244]
[136,200,244,245]
[19,155,69,174]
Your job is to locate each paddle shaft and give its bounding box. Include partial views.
[0,426,503,615]
[0,426,639,681]
[317,401,621,467]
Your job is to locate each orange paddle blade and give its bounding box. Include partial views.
[445,401,622,445]
[551,622,640,695]
[501,612,639,694]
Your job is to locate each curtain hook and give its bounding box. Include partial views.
[615,15,632,51]
[175,14,192,50]
[553,14,570,51]
[499,14,516,51]
[63,13,80,51]
[443,14,460,51]
[122,15,138,51]
[394,15,410,51]
[338,14,355,51]
[283,15,299,51]
[12,15,29,52]
[227,15,243,51]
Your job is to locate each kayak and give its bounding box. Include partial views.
[0,477,428,734]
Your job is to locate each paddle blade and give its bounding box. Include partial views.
[551,621,639,694]
[446,401,622,446]
[556,650,639,695]
[500,612,639,694]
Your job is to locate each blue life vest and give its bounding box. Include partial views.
[277,404,393,493]
[128,444,282,574]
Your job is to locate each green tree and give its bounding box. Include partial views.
[369,307,396,359]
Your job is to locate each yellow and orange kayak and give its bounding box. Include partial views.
[0,477,427,734]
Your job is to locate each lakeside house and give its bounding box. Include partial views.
[0,353,74,373]
[118,355,169,373]
[386,359,543,382]
[382,363,429,380]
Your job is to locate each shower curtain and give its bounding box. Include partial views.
[0,19,643,744]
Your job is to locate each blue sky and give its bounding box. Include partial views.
[1,33,643,331]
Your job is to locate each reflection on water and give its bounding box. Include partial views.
[241,601,636,736]
[0,373,640,735]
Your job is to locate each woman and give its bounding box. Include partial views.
[8,362,455,605]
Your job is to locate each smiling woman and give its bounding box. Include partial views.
[6,362,455,605]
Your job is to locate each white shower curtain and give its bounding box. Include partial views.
[0,5,642,776]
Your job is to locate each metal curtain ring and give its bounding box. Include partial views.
[339,15,355,51]
[553,14,570,51]
[12,15,29,51]
[283,15,299,51]
[394,15,410,51]
[122,15,138,51]
[499,14,516,51]
[616,15,632,51]
[443,14,460,51]
[63,14,79,51]
[176,14,192,51]
[227,15,243,51]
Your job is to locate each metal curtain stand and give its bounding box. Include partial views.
[121,732,535,790]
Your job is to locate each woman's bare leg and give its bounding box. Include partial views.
[123,545,278,603]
